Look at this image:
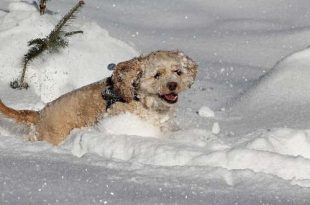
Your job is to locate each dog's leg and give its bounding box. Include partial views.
[22,124,39,142]
[25,134,38,142]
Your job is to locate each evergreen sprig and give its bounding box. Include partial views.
[11,0,85,89]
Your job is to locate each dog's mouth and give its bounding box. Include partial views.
[159,93,178,104]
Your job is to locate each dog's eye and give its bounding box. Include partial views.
[154,72,161,79]
[175,70,183,76]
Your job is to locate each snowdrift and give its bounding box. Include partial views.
[230,47,310,119]
[69,115,310,188]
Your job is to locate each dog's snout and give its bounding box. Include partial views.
[167,82,178,91]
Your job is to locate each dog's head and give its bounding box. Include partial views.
[112,50,197,110]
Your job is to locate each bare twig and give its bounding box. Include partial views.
[39,0,47,15]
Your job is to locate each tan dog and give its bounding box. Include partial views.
[0,50,197,145]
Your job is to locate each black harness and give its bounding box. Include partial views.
[102,77,124,109]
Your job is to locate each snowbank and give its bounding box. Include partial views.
[0,1,138,103]
[231,47,310,114]
[70,115,310,187]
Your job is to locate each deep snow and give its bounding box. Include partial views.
[2,0,310,204]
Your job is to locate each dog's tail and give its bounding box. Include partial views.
[0,99,39,124]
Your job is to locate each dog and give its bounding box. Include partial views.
[0,50,197,145]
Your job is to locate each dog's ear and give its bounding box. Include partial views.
[179,52,198,86]
[186,57,198,80]
[112,57,144,102]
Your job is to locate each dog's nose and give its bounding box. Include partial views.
[167,82,178,91]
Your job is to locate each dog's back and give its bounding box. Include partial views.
[0,80,107,145]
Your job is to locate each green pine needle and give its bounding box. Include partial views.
[65,30,83,37]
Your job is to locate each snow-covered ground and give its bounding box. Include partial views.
[2,0,310,204]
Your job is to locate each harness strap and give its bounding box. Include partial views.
[102,77,124,110]
[102,76,141,110]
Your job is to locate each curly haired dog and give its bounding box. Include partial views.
[0,50,197,145]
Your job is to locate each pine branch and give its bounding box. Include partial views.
[64,30,83,37]
[28,38,46,46]
[11,1,85,89]
[48,1,84,44]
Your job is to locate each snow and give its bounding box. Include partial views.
[211,122,221,134]
[97,113,162,138]
[71,119,310,187]
[198,106,215,118]
[231,47,310,113]
[2,0,310,204]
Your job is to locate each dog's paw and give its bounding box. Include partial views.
[23,134,38,142]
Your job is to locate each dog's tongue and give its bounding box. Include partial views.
[164,93,178,101]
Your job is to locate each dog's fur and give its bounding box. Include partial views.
[0,50,197,145]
